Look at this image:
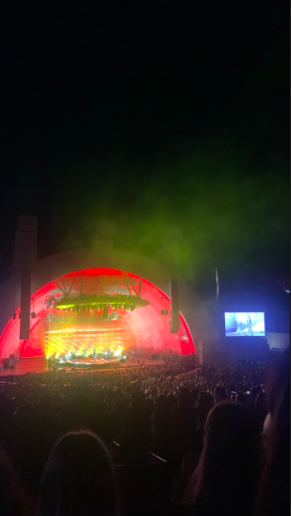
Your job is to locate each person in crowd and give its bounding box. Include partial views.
[172,388,198,458]
[213,385,227,404]
[0,359,270,515]
[255,347,290,516]
[254,392,268,431]
[16,394,60,489]
[171,388,201,501]
[195,391,213,432]
[185,402,261,516]
[191,388,199,406]
[151,394,172,458]
[119,390,151,461]
[39,430,117,516]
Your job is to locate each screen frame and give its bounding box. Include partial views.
[224,311,266,338]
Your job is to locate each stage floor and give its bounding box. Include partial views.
[0,357,48,376]
[0,357,122,376]
[0,355,164,377]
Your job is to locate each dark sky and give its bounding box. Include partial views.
[0,2,289,296]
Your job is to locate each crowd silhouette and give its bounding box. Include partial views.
[0,348,289,516]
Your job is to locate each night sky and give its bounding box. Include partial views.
[0,3,289,300]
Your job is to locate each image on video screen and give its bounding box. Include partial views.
[224,312,265,337]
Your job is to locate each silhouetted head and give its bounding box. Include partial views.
[40,431,117,516]
[266,346,290,417]
[256,346,290,516]
[178,388,192,411]
[187,402,261,515]
[213,385,227,404]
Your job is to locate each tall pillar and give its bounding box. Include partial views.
[170,267,180,333]
[14,216,37,340]
[165,226,181,334]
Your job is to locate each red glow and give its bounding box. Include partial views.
[0,268,195,359]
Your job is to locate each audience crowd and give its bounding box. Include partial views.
[0,348,289,516]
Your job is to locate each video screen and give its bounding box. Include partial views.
[224,312,265,337]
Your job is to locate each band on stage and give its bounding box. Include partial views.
[47,346,124,366]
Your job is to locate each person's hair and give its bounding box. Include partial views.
[40,430,118,516]
[185,402,261,516]
[265,346,290,417]
[255,347,290,516]
[254,392,267,430]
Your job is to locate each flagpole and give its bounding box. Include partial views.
[215,267,220,339]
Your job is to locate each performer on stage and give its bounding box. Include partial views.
[246,314,253,336]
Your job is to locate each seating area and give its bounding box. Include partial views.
[0,349,289,515]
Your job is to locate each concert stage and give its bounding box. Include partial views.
[0,357,125,376]
[0,353,167,377]
[0,268,195,365]
[0,357,49,376]
[48,355,123,369]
